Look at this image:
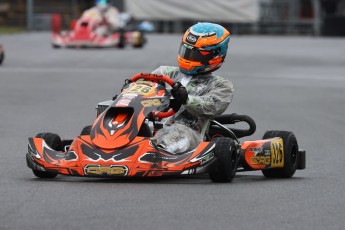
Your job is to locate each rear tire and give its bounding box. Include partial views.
[132,31,144,48]
[209,137,237,183]
[117,29,126,48]
[52,44,61,49]
[32,133,61,178]
[0,51,4,65]
[262,130,298,178]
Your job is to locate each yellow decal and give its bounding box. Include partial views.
[123,83,155,96]
[85,165,128,176]
[270,138,284,168]
[250,156,271,165]
[141,99,161,107]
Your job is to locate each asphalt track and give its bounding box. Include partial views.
[0,33,345,230]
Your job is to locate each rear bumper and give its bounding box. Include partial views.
[297,149,306,170]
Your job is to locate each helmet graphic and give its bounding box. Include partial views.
[178,22,230,75]
[96,0,108,5]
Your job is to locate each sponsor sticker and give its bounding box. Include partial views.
[264,150,271,156]
[200,152,214,165]
[117,99,131,106]
[250,147,263,156]
[121,94,138,99]
[250,156,271,165]
[185,32,199,45]
[84,165,129,176]
[141,99,161,107]
[187,35,197,43]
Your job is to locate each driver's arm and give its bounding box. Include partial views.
[184,76,234,117]
[151,66,180,81]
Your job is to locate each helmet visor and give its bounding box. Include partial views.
[178,43,218,64]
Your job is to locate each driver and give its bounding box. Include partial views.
[80,0,120,35]
[151,22,234,154]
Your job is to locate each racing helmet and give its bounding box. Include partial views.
[95,0,109,10]
[178,22,230,75]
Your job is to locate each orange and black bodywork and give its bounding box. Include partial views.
[27,135,218,177]
[26,73,306,179]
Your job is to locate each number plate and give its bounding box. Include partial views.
[270,138,284,168]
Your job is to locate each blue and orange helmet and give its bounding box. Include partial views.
[178,22,230,75]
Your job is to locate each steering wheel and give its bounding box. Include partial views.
[130,73,177,119]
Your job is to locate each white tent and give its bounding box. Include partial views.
[124,0,260,23]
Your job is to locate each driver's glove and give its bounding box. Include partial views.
[171,82,188,104]
[169,99,182,112]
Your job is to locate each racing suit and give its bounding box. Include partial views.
[151,66,234,154]
[81,5,120,35]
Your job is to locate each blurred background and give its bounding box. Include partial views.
[0,0,345,36]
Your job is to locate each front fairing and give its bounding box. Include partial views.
[90,81,170,149]
[27,135,217,177]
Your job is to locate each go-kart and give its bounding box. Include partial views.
[26,73,306,182]
[0,44,4,65]
[51,14,145,49]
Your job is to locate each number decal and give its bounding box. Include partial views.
[270,139,284,168]
[123,84,154,96]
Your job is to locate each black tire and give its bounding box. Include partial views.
[32,132,61,178]
[52,44,61,49]
[209,137,238,183]
[117,29,126,48]
[132,32,144,48]
[262,130,298,178]
[0,51,4,65]
[80,125,92,136]
[36,132,62,151]
[32,169,58,179]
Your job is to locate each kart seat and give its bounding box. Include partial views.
[208,114,256,139]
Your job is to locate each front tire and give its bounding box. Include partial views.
[209,137,238,183]
[262,130,298,178]
[32,169,58,178]
[32,132,61,178]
